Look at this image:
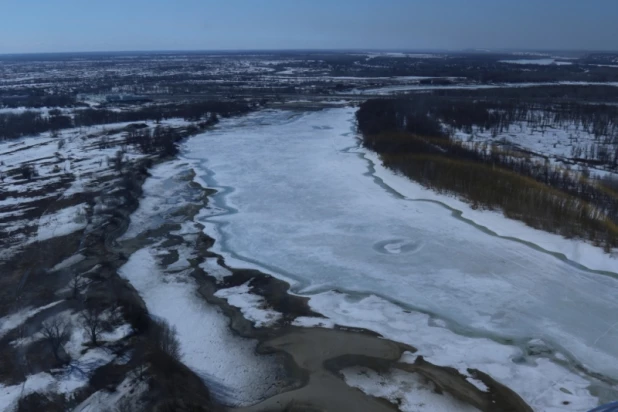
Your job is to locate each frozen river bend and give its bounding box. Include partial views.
[183,107,618,410]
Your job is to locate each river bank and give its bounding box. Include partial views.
[113,147,537,411]
[5,103,612,411]
[176,105,618,411]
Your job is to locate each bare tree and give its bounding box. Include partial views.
[20,165,34,180]
[113,150,124,171]
[129,340,149,382]
[69,273,82,300]
[41,318,72,362]
[115,400,140,412]
[80,305,104,346]
[149,318,181,361]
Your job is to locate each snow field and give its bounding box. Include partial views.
[118,247,283,406]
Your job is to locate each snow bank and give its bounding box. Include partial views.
[37,204,88,242]
[291,316,335,328]
[214,282,282,327]
[119,161,192,240]
[500,58,572,65]
[342,366,479,412]
[73,376,148,412]
[200,258,233,282]
[51,253,85,271]
[118,247,282,406]
[0,373,56,411]
[0,301,63,338]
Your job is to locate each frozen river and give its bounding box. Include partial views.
[182,107,618,410]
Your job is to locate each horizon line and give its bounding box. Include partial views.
[1,47,617,57]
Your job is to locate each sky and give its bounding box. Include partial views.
[1,0,617,54]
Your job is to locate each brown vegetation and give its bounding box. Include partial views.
[357,99,618,251]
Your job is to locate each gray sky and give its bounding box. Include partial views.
[1,0,617,53]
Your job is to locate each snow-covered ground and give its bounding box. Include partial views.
[0,115,229,410]
[351,81,618,95]
[214,282,282,328]
[0,308,133,411]
[182,107,618,409]
[37,203,88,242]
[0,373,58,411]
[118,247,282,406]
[118,160,285,406]
[0,301,63,338]
[72,375,148,412]
[449,119,616,179]
[452,120,601,159]
[0,118,192,261]
[342,366,480,412]
[310,292,597,412]
[5,101,617,410]
[500,59,573,66]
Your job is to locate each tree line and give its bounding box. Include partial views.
[0,100,252,141]
[357,98,618,251]
[0,94,77,108]
[359,96,618,167]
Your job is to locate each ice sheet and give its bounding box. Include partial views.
[182,107,618,406]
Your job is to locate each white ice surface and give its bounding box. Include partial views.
[342,366,479,412]
[362,148,618,275]
[182,107,618,409]
[310,292,597,412]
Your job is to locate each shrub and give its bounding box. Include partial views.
[20,165,35,180]
[41,317,72,362]
[149,318,181,361]
[17,392,67,412]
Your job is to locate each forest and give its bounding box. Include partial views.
[0,100,253,141]
[357,98,618,251]
[358,94,618,166]
[0,94,78,108]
